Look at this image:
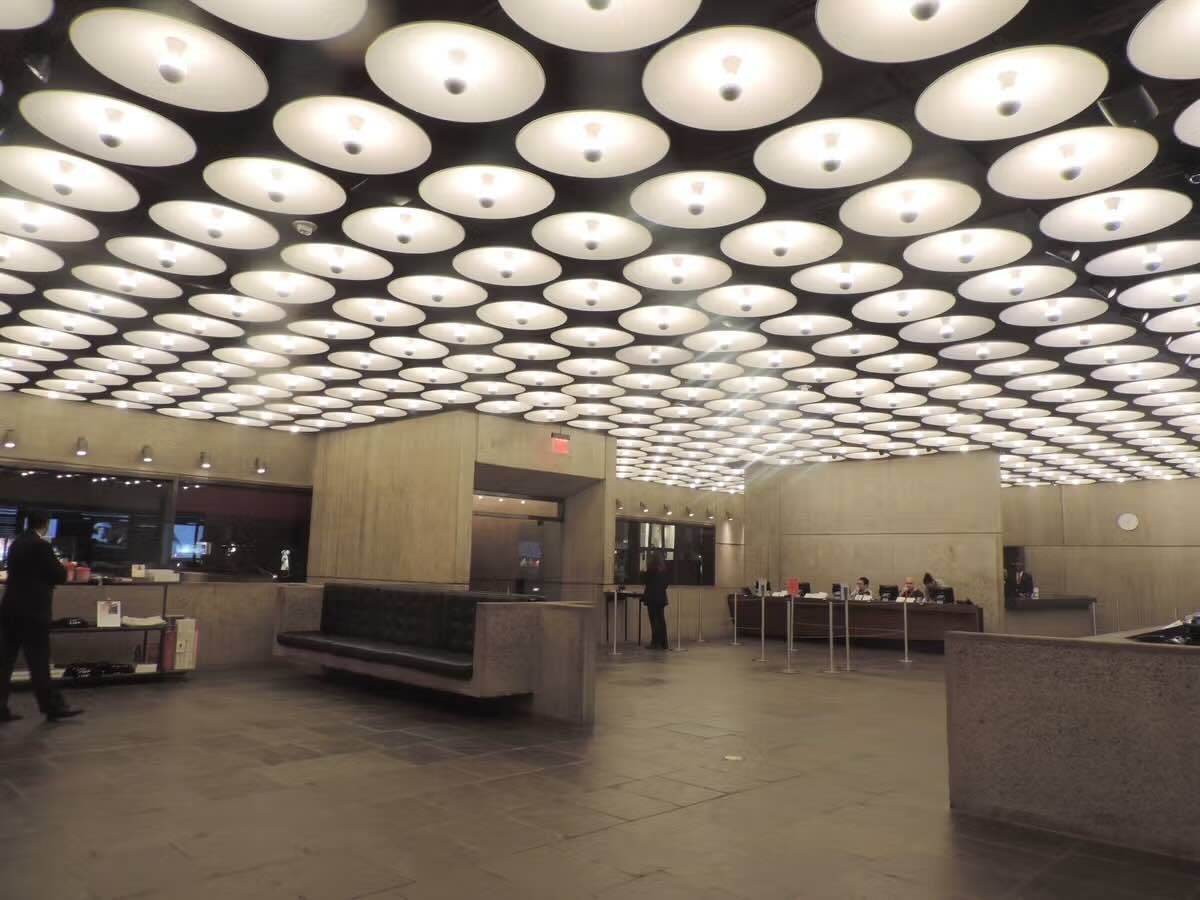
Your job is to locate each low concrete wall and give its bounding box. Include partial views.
[1002,607,1096,638]
[946,631,1200,860]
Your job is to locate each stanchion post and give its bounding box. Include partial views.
[823,598,837,674]
[730,592,743,646]
[782,594,798,674]
[754,589,767,662]
[608,588,622,657]
[841,585,854,672]
[900,596,912,665]
[695,589,705,643]
[670,592,687,653]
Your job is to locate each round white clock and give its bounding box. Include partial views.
[1117,512,1140,532]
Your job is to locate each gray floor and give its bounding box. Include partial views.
[1,640,1198,900]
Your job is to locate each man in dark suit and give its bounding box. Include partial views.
[1014,568,1035,596]
[0,511,83,722]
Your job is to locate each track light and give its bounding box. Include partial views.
[1,430,14,449]
[140,445,153,463]
[198,451,211,470]
[74,437,88,457]
[255,458,268,475]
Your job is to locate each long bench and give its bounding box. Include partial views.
[274,583,595,724]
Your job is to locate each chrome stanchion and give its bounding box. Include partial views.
[822,597,837,674]
[730,592,743,646]
[608,589,622,657]
[841,586,854,672]
[781,594,800,674]
[1090,599,1098,636]
[900,597,912,665]
[695,590,706,643]
[754,590,767,662]
[670,593,687,653]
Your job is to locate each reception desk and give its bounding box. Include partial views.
[728,594,983,644]
[1004,593,1097,637]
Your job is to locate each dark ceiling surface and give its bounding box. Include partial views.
[0,0,1198,490]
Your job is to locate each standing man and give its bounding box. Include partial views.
[0,510,83,722]
[642,552,671,650]
[1014,567,1035,596]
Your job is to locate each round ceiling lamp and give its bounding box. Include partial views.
[1086,240,1200,278]
[697,285,796,318]
[153,313,242,340]
[0,147,139,212]
[0,234,61,272]
[1040,188,1192,243]
[332,298,424,329]
[815,0,1027,63]
[916,45,1107,141]
[106,236,224,278]
[0,199,96,243]
[852,289,955,324]
[189,294,284,324]
[368,337,446,362]
[531,212,651,261]
[720,220,842,268]
[810,333,899,358]
[1175,99,1200,148]
[903,228,1031,273]
[618,346,693,368]
[21,308,114,337]
[1066,344,1156,366]
[623,254,731,292]
[754,118,911,189]
[619,306,709,337]
[280,243,391,281]
[629,171,765,229]
[420,322,504,347]
[958,264,1076,302]
[477,301,567,332]
[683,330,766,354]
[72,264,177,299]
[0,273,36,295]
[1000,296,1108,328]
[388,275,487,309]
[187,0,365,40]
[1036,323,1137,349]
[1116,273,1200,309]
[203,157,346,216]
[69,8,268,112]
[544,278,641,313]
[515,110,669,179]
[366,21,544,123]
[760,314,852,339]
[498,0,699,52]
[791,261,902,295]
[419,165,554,220]
[643,26,821,132]
[18,90,195,168]
[940,340,1028,361]
[1144,306,1200,334]
[552,328,634,351]
[342,206,464,256]
[839,178,980,238]
[229,270,335,305]
[899,315,994,344]
[274,96,430,176]
[452,246,561,287]
[2,0,52,29]
[987,127,1157,200]
[149,201,278,251]
[1128,0,1200,79]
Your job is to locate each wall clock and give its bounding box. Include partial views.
[1116,512,1140,532]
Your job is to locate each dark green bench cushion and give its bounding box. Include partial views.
[277,631,474,679]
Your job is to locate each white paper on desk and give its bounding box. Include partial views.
[96,599,122,628]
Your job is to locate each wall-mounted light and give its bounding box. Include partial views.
[255,458,268,475]
[198,451,211,470]
[614,498,624,511]
[74,436,88,457]
[140,444,153,463]
[639,501,648,514]
[686,506,694,518]
[1,429,15,449]
[663,505,673,517]
[706,508,714,520]
[726,511,734,521]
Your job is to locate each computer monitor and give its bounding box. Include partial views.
[935,586,956,604]
[799,581,811,596]
[831,582,842,597]
[879,584,899,602]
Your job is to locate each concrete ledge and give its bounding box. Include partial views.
[946,631,1200,860]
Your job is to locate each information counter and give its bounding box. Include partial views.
[1004,593,1097,637]
[727,594,983,644]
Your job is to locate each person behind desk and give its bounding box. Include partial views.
[898,576,925,602]
[642,552,670,651]
[1014,567,1034,596]
[851,577,873,602]
[922,572,942,596]
[0,510,83,723]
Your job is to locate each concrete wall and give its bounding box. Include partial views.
[744,452,1006,631]
[946,631,1200,861]
[1003,481,1200,632]
[0,391,314,486]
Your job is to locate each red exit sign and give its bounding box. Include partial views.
[550,432,571,456]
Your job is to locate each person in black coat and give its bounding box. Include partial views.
[0,511,83,722]
[642,552,670,650]
[1013,568,1035,596]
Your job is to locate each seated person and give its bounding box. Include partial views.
[922,572,941,596]
[851,576,872,602]
[898,576,925,602]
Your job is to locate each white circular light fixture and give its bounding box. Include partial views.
[544,278,641,313]
[852,289,955,324]
[149,201,278,250]
[1087,240,1200,278]
[419,165,554,221]
[452,246,561,287]
[106,236,224,278]
[531,212,651,261]
[629,171,765,229]
[839,178,980,238]
[203,157,346,216]
[1040,189,1192,243]
[188,0,365,40]
[388,275,487,309]
[624,254,732,292]
[274,96,430,176]
[720,220,842,268]
[0,147,139,212]
[903,228,1031,273]
[987,127,1157,200]
[754,118,911,189]
[72,264,178,299]
[498,0,699,52]
[229,271,335,305]
[342,206,464,256]
[1128,0,1200,79]
[958,265,1076,303]
[515,110,669,179]
[280,243,391,281]
[697,285,796,319]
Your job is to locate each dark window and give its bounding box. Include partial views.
[614,518,714,586]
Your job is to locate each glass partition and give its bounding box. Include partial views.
[614,518,714,586]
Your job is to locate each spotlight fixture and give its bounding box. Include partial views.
[686,506,695,518]
[74,437,88,457]
[615,498,624,511]
[639,501,649,514]
[706,508,714,520]
[293,219,316,237]
[198,451,211,470]
[663,505,673,517]
[1,430,14,450]
[255,458,268,475]
[140,445,153,463]
[725,511,734,521]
